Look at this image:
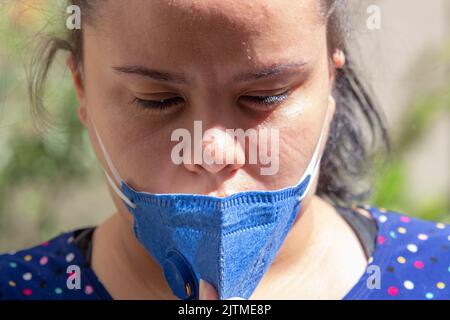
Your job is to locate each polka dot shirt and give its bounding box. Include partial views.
[0,230,111,300]
[0,206,448,299]
[343,206,449,299]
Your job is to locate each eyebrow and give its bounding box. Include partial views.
[112,61,308,85]
[233,62,308,82]
[113,65,192,85]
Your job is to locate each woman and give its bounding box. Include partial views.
[0,0,448,300]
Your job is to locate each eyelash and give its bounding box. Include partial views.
[132,97,184,112]
[240,91,290,109]
[132,90,290,113]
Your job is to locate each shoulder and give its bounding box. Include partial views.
[363,205,449,247]
[349,205,449,299]
[0,229,108,300]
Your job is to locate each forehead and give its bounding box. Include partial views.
[95,0,322,29]
[85,0,325,78]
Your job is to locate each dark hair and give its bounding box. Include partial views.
[28,0,390,208]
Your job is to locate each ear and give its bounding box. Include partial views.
[328,48,346,91]
[66,54,88,126]
[333,49,346,69]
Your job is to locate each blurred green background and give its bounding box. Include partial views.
[0,0,449,252]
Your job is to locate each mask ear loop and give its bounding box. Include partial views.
[297,107,329,201]
[90,118,137,209]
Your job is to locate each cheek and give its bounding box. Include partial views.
[274,94,330,184]
[116,130,184,189]
[85,97,181,193]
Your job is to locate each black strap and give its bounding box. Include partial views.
[334,205,378,259]
[73,227,96,266]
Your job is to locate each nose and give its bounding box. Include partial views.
[184,126,245,175]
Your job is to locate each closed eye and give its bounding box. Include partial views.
[132,90,291,113]
[132,96,184,114]
[239,90,290,110]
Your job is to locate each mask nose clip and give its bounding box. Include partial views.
[163,249,199,300]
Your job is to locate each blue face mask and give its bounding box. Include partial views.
[91,115,327,300]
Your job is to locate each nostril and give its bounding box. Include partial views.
[229,167,239,177]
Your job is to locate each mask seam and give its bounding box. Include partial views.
[125,178,309,209]
[167,219,278,238]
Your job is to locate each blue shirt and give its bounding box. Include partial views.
[0,205,448,299]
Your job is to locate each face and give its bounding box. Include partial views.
[70,0,336,211]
